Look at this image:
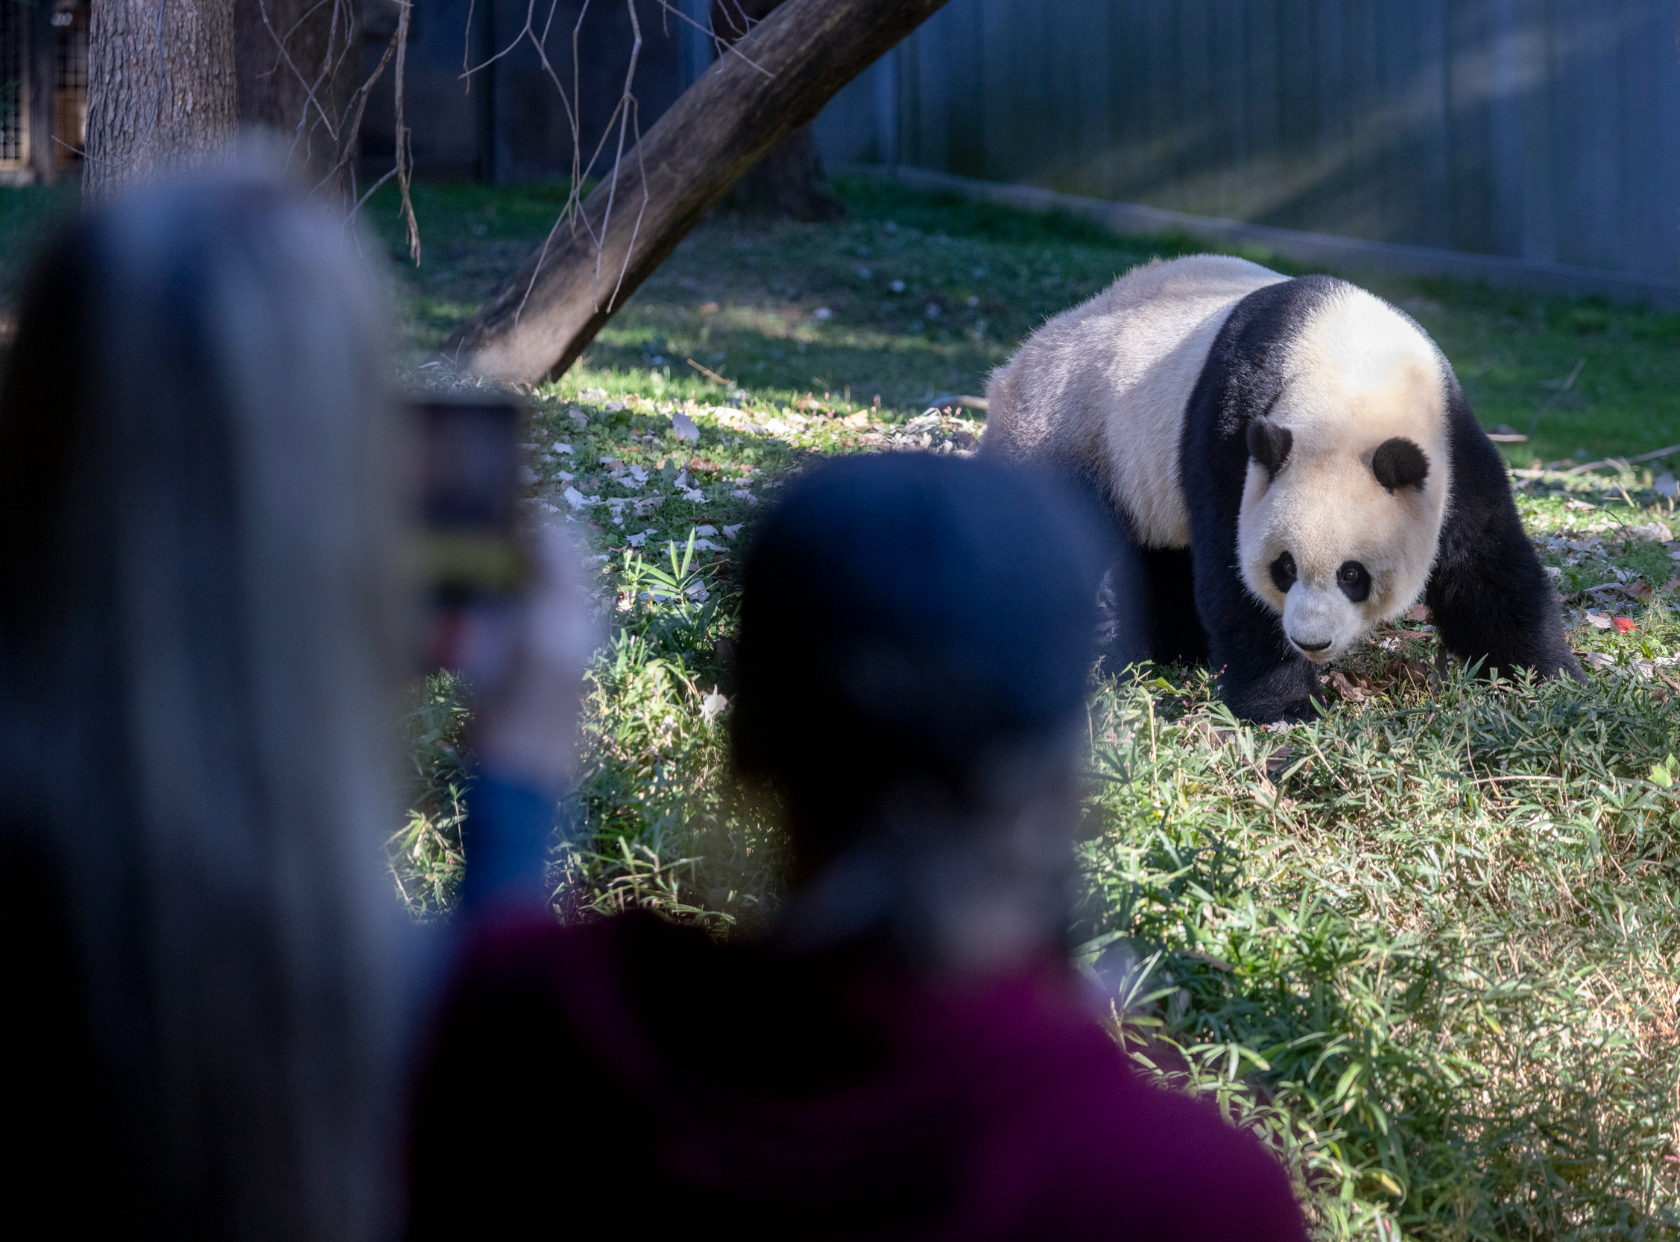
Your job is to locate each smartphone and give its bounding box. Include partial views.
[413,391,529,669]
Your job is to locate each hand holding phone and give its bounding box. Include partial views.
[468,526,596,794]
[414,391,594,792]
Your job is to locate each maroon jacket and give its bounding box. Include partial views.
[407,912,1309,1241]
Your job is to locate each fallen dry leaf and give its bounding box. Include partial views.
[1375,627,1431,643]
[1360,656,1434,698]
[1583,581,1653,602]
[1614,616,1638,633]
[1325,670,1372,702]
[699,690,729,725]
[1184,717,1235,749]
[1395,658,1435,691]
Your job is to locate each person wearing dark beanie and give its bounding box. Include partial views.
[407,453,1309,1241]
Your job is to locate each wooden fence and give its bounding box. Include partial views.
[813,0,1680,283]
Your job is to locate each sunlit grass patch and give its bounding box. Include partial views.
[1392,283,1680,469]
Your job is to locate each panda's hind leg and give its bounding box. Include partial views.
[1072,485,1162,674]
[1141,546,1210,666]
[1425,385,1583,684]
[1063,477,1210,675]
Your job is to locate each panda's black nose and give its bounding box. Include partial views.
[1294,638,1332,653]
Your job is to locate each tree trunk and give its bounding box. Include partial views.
[711,0,844,222]
[447,0,948,383]
[85,0,240,203]
[234,0,362,197]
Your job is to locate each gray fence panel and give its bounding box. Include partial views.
[813,0,1680,283]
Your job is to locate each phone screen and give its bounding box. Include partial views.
[412,392,529,668]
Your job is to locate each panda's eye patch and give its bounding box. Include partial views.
[1337,561,1371,603]
[1270,552,1297,593]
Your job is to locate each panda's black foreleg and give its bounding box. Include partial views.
[1197,584,1322,723]
[1425,389,1583,683]
[1209,608,1323,722]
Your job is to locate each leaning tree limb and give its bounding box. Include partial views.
[445,0,951,383]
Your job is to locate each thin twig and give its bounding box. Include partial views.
[1566,443,1680,476]
[646,0,775,77]
[350,162,402,216]
[589,0,644,313]
[686,357,735,386]
[607,43,652,312]
[322,6,404,194]
[257,0,340,149]
[452,0,785,338]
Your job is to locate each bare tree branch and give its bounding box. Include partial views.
[591,0,646,314]
[445,0,952,382]
[390,0,418,260]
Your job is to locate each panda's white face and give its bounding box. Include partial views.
[1236,290,1452,663]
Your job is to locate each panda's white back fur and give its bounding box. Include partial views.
[984,254,1284,547]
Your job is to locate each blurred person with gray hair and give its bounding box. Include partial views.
[0,175,412,1240]
[0,173,592,1239]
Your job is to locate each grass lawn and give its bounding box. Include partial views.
[382,179,1680,1240]
[5,174,1679,1237]
[377,178,1680,1240]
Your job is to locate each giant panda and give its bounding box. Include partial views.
[982,253,1582,723]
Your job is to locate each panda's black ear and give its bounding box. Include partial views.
[1246,417,1293,481]
[1371,437,1430,492]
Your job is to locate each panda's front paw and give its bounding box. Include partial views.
[1230,696,1322,726]
[1272,694,1325,725]
[1219,661,1323,725]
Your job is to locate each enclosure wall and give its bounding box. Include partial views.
[814,0,1680,282]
